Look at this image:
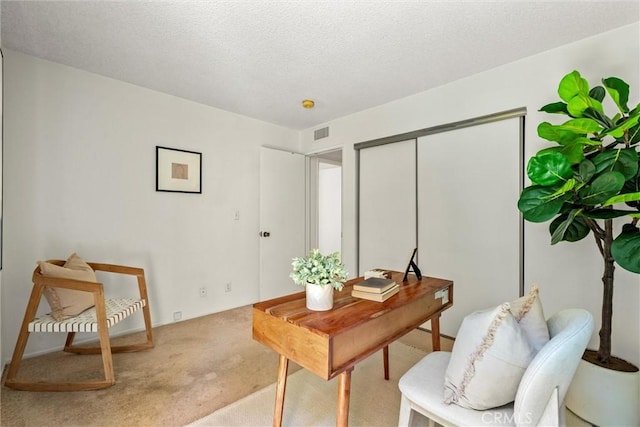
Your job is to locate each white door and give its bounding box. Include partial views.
[359,139,417,274]
[259,147,306,300]
[417,118,521,336]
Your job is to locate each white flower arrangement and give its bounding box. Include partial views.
[290,249,348,291]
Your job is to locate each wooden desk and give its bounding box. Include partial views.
[252,271,453,427]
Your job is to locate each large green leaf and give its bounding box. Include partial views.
[537,122,579,145]
[602,192,640,207]
[592,148,639,179]
[589,86,605,102]
[518,186,567,222]
[527,152,573,186]
[601,114,640,139]
[558,71,589,103]
[567,95,604,117]
[539,102,569,115]
[611,224,640,273]
[549,211,590,244]
[537,144,584,165]
[578,159,596,182]
[603,77,630,113]
[542,178,576,201]
[622,169,640,208]
[583,209,638,219]
[558,118,602,134]
[629,123,640,144]
[583,107,614,129]
[577,171,625,205]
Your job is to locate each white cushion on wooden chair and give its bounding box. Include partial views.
[28,298,146,333]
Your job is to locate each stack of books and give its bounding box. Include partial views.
[351,277,399,302]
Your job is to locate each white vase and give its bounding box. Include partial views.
[566,358,640,426]
[305,284,334,311]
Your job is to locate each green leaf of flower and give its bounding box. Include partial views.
[518,186,568,222]
[539,102,569,115]
[567,95,603,118]
[628,122,640,144]
[578,160,596,183]
[537,122,578,145]
[558,71,589,103]
[527,152,573,186]
[592,148,638,180]
[542,178,576,201]
[601,114,640,139]
[582,209,638,219]
[577,171,625,206]
[537,145,584,165]
[558,118,602,134]
[583,107,614,129]
[611,224,640,273]
[603,77,630,113]
[589,86,605,102]
[549,211,590,244]
[602,192,640,207]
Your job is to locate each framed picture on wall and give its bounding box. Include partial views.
[156,146,202,193]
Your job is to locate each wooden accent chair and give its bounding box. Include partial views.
[4,260,154,391]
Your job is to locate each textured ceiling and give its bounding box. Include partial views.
[2,1,639,130]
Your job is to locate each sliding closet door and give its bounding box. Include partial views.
[417,118,521,337]
[359,140,416,274]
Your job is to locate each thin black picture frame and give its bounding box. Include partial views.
[156,146,202,194]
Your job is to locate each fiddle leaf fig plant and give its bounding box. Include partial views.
[290,249,348,291]
[518,70,640,366]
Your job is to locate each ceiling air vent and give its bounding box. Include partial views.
[314,126,329,141]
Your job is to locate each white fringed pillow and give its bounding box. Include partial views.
[443,303,534,410]
[39,253,97,321]
[510,283,549,353]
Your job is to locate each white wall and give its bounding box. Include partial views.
[1,50,299,362]
[300,23,640,365]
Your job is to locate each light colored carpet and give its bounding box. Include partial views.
[188,341,427,427]
[1,303,591,427]
[188,341,590,427]
[1,305,289,426]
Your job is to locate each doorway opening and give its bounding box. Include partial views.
[308,149,342,256]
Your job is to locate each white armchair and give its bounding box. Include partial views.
[398,309,593,426]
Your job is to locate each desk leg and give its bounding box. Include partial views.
[336,368,353,427]
[431,315,441,351]
[273,354,289,427]
[383,345,389,380]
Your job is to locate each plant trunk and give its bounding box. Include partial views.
[598,219,614,364]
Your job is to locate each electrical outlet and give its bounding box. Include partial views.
[225,282,232,292]
[199,287,207,297]
[173,311,182,321]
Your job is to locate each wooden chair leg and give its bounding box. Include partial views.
[4,284,45,386]
[94,293,115,386]
[63,332,77,351]
[383,345,390,380]
[137,272,155,348]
